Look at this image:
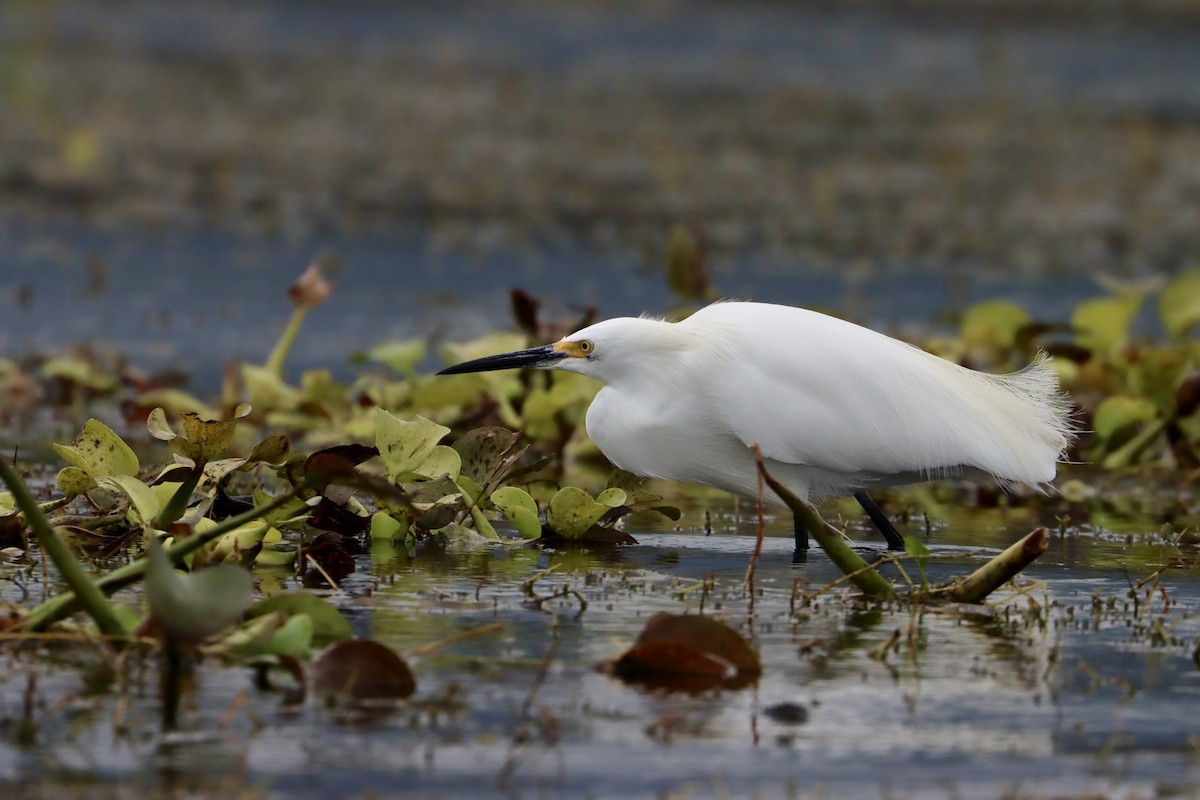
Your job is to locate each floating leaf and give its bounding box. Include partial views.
[595,487,627,508]
[313,639,415,700]
[546,487,611,538]
[961,300,1031,350]
[144,537,253,643]
[247,592,353,646]
[1092,395,1159,442]
[451,427,525,487]
[359,339,426,376]
[56,466,96,497]
[492,486,542,539]
[609,613,760,692]
[97,475,161,525]
[1073,295,1142,354]
[1160,270,1200,339]
[375,410,451,479]
[52,418,139,480]
[369,511,405,542]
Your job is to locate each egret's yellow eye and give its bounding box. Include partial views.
[578,340,594,354]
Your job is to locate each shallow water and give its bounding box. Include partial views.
[3,498,1198,799]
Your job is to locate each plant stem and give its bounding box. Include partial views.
[18,488,302,632]
[0,457,127,637]
[151,465,203,530]
[753,447,896,600]
[264,306,309,378]
[947,528,1048,603]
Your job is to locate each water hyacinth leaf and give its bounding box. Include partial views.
[1160,270,1200,339]
[313,639,415,700]
[261,613,315,659]
[375,410,451,479]
[1092,395,1159,442]
[451,427,525,487]
[410,445,462,480]
[247,434,290,465]
[52,418,140,479]
[369,511,404,541]
[961,300,1031,350]
[254,545,297,569]
[175,405,250,464]
[595,487,627,508]
[144,537,253,643]
[546,487,611,538]
[56,466,96,497]
[97,475,161,525]
[243,363,302,411]
[1072,295,1142,354]
[491,486,542,539]
[359,339,426,376]
[146,407,177,442]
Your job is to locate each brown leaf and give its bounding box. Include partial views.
[313,639,415,700]
[300,532,356,583]
[606,612,760,692]
[309,497,370,535]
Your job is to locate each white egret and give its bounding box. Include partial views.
[440,301,1074,557]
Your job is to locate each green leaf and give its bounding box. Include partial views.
[375,410,451,479]
[51,418,140,480]
[1072,294,1142,354]
[961,300,1031,349]
[369,511,405,541]
[904,535,931,589]
[1092,395,1159,441]
[492,486,541,539]
[97,475,161,525]
[56,466,96,497]
[360,339,426,376]
[260,613,315,659]
[246,592,353,646]
[409,445,462,480]
[547,487,610,539]
[596,487,627,508]
[1160,270,1200,339]
[451,427,525,487]
[145,537,253,643]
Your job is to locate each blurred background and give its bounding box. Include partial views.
[3,0,1200,385]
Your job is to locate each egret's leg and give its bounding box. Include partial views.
[853,491,906,550]
[792,513,811,556]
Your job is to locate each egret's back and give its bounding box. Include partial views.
[582,302,1074,504]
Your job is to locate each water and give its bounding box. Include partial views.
[3,500,1198,798]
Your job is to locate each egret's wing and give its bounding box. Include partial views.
[687,303,1070,486]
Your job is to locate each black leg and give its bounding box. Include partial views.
[854,491,906,550]
[792,514,809,563]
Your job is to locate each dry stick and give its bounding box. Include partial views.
[946,528,1049,603]
[406,621,505,658]
[752,446,896,600]
[743,461,766,596]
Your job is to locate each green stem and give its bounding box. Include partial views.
[18,488,302,632]
[0,457,127,637]
[264,306,309,378]
[151,465,203,530]
[753,448,896,600]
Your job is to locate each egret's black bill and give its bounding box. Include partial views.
[438,344,565,375]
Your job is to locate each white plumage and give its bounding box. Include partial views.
[440,300,1075,549]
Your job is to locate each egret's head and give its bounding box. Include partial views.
[437,317,661,381]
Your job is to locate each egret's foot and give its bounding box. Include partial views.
[791,548,808,564]
[853,491,906,551]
